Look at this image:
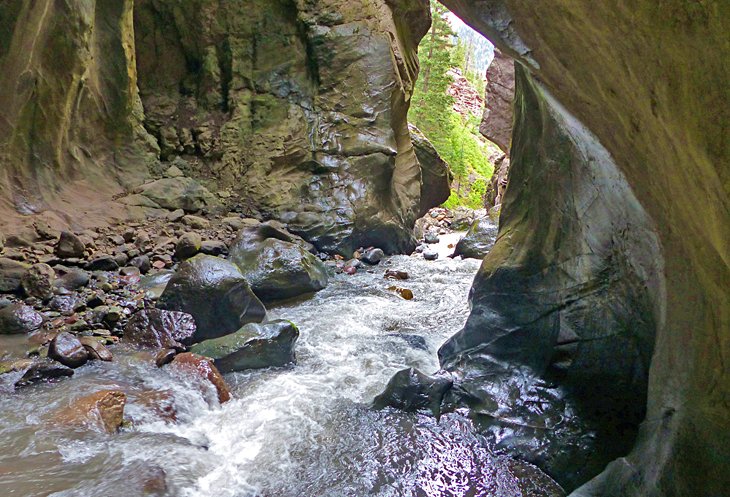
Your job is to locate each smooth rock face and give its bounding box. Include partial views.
[230,237,328,303]
[453,218,498,259]
[410,124,453,217]
[133,0,433,254]
[439,2,730,493]
[158,255,266,342]
[53,390,127,434]
[170,353,231,404]
[190,320,299,373]
[479,48,514,154]
[373,368,453,418]
[438,67,664,490]
[123,308,196,349]
[49,332,89,368]
[0,303,43,334]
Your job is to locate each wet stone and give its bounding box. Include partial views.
[48,332,89,368]
[0,303,44,334]
[15,358,74,388]
[361,248,385,265]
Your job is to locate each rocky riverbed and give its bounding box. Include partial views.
[0,205,562,496]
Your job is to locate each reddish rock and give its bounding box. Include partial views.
[53,390,127,433]
[48,332,89,368]
[123,308,196,349]
[170,352,231,404]
[79,337,113,361]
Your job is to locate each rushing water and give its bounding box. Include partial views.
[0,231,563,497]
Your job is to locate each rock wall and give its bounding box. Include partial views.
[133,0,434,254]
[0,0,156,223]
[441,1,730,495]
[0,0,445,256]
[479,47,513,153]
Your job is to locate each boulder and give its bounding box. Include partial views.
[424,232,439,244]
[158,255,266,342]
[360,248,385,265]
[174,232,202,260]
[170,353,231,404]
[0,303,43,334]
[138,177,217,212]
[54,267,90,291]
[199,240,227,256]
[79,337,113,361]
[53,390,127,433]
[409,124,452,216]
[181,215,210,229]
[0,258,30,293]
[48,332,89,368]
[190,320,299,373]
[123,308,196,349]
[229,237,328,303]
[423,247,438,261]
[372,368,453,418]
[450,207,477,231]
[14,358,74,388]
[452,218,498,259]
[478,48,515,154]
[21,263,55,300]
[86,255,119,271]
[55,232,86,259]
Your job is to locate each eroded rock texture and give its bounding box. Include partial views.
[479,48,513,154]
[0,0,156,216]
[133,0,435,254]
[441,1,730,495]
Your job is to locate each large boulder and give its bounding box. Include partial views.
[137,177,217,212]
[190,320,299,373]
[372,368,453,418]
[0,303,43,334]
[229,231,328,303]
[452,218,499,259]
[479,48,515,154]
[123,308,196,349]
[158,255,266,342]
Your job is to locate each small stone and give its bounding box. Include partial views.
[15,358,74,388]
[53,390,126,433]
[86,255,119,271]
[155,348,178,368]
[120,266,141,277]
[199,240,227,256]
[170,352,231,404]
[110,235,125,246]
[166,209,185,222]
[163,165,184,178]
[388,286,414,300]
[54,267,90,291]
[182,215,210,229]
[79,337,113,361]
[55,232,86,258]
[221,217,246,230]
[384,270,409,280]
[423,247,438,261]
[129,255,151,274]
[114,252,130,268]
[175,233,202,260]
[424,232,439,244]
[361,248,385,265]
[48,332,89,368]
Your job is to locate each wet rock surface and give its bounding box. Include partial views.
[52,390,127,434]
[169,352,231,404]
[48,332,89,368]
[190,320,299,373]
[158,254,266,342]
[123,309,196,349]
[373,368,453,418]
[453,217,499,259]
[0,303,43,334]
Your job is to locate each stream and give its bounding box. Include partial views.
[0,231,563,497]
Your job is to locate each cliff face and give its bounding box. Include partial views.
[0,0,445,255]
[132,0,433,254]
[479,47,513,154]
[0,0,156,220]
[441,1,730,495]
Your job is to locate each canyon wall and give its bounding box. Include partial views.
[0,0,447,254]
[441,1,730,495]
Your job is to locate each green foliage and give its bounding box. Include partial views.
[410,1,495,210]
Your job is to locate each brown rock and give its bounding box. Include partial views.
[55,232,86,259]
[54,390,127,433]
[21,263,55,300]
[170,352,231,404]
[48,332,89,368]
[124,309,196,349]
[479,48,515,154]
[79,337,113,361]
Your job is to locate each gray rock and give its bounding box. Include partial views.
[54,267,90,291]
[55,231,85,258]
[158,255,266,342]
[15,359,74,388]
[190,320,298,372]
[166,209,185,222]
[424,232,439,244]
[181,215,210,229]
[423,247,438,261]
[175,233,202,260]
[0,303,43,334]
[199,240,227,256]
[86,255,119,271]
[0,258,30,292]
[453,218,498,259]
[129,255,151,274]
[361,248,385,265]
[138,177,217,212]
[372,368,452,418]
